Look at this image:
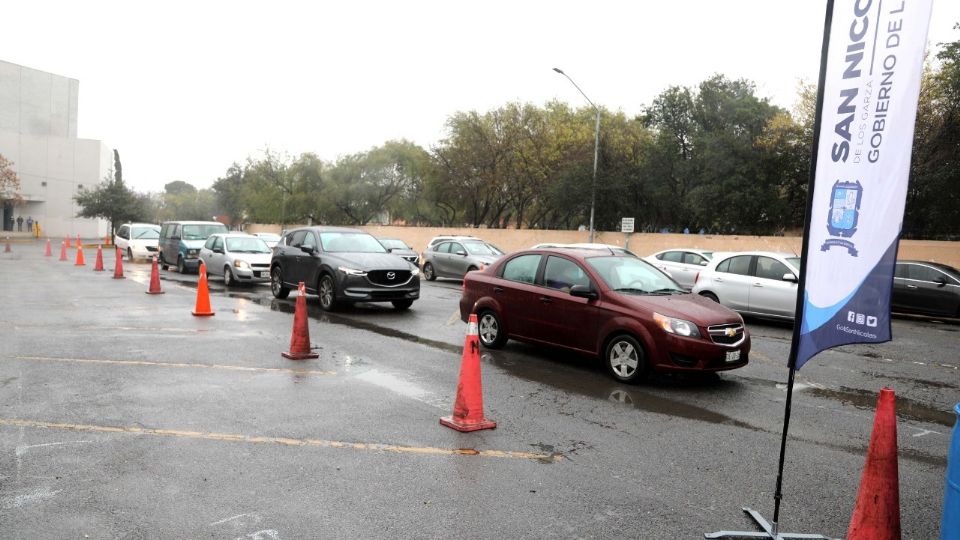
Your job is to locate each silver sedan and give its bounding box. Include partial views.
[691,251,801,320]
[199,233,273,286]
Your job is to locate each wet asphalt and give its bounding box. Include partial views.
[0,241,956,539]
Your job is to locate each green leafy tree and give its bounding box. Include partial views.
[74,174,147,233]
[0,153,22,207]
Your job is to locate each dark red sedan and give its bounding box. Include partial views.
[459,248,750,383]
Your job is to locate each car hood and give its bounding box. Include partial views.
[334,252,416,270]
[230,252,272,264]
[390,248,418,257]
[617,292,742,325]
[180,239,206,249]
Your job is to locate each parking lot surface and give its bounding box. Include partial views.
[1,242,955,538]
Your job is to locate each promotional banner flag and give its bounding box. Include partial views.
[795,0,933,369]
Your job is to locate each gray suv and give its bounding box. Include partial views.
[422,239,503,281]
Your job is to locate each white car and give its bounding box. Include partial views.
[199,233,273,286]
[645,248,714,290]
[114,223,161,261]
[691,251,801,321]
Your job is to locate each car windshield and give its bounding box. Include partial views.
[132,227,159,239]
[380,238,409,250]
[225,237,271,253]
[786,257,801,270]
[320,232,388,253]
[586,256,685,295]
[182,224,228,240]
[463,241,499,256]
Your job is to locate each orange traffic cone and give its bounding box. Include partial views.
[192,261,215,316]
[93,245,105,271]
[113,247,125,279]
[44,238,52,257]
[146,256,164,294]
[847,387,900,540]
[64,235,70,248]
[282,282,319,359]
[74,243,85,266]
[76,234,81,248]
[440,313,496,432]
[59,241,68,261]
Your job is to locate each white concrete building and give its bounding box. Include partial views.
[0,59,111,238]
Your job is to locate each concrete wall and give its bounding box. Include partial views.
[0,60,109,237]
[245,224,960,269]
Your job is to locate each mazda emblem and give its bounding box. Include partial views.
[387,272,395,280]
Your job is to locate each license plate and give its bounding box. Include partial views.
[725,350,741,363]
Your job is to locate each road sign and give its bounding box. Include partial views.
[621,217,635,234]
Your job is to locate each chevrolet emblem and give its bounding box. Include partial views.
[725,328,737,337]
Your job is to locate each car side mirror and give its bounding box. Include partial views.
[455,250,467,256]
[570,284,598,300]
[783,273,798,283]
[300,245,316,255]
[700,260,709,266]
[386,247,395,253]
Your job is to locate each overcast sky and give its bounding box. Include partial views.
[4,1,958,193]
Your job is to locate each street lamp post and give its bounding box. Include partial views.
[553,67,600,243]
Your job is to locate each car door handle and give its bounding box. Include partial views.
[539,297,553,304]
[906,284,918,289]
[753,282,764,287]
[493,286,504,293]
[715,277,724,282]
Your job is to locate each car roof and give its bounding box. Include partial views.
[161,220,225,225]
[290,226,364,234]
[712,250,800,259]
[652,247,712,254]
[898,260,960,274]
[122,222,160,228]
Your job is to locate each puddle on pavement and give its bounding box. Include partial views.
[806,386,956,426]
[240,296,463,355]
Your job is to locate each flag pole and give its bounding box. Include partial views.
[705,1,836,538]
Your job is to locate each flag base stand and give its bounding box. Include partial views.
[705,508,837,539]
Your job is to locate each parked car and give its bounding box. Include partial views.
[645,248,714,290]
[199,233,273,287]
[893,260,960,318]
[692,251,801,321]
[377,237,420,266]
[114,223,161,261]
[426,235,481,250]
[254,232,281,248]
[565,243,638,257]
[459,247,749,383]
[158,221,229,273]
[270,226,420,311]
[422,239,504,281]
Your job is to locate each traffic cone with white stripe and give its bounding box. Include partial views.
[282,282,318,360]
[113,248,125,279]
[74,243,85,266]
[440,313,496,432]
[59,241,68,261]
[146,256,164,294]
[93,245,105,271]
[44,238,52,257]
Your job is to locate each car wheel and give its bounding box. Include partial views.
[223,266,235,287]
[391,299,414,311]
[271,267,290,299]
[423,263,436,281]
[700,291,720,303]
[318,274,340,312]
[466,266,478,274]
[159,253,168,271]
[127,248,134,261]
[176,256,186,274]
[605,334,647,384]
[477,310,507,349]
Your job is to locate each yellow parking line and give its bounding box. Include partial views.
[14,355,335,377]
[0,418,561,462]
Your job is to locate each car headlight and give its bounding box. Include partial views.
[187,249,199,257]
[410,266,420,276]
[234,260,251,269]
[653,312,701,338]
[338,266,367,276]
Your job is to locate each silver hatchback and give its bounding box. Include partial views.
[422,239,503,281]
[691,251,801,320]
[199,233,273,286]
